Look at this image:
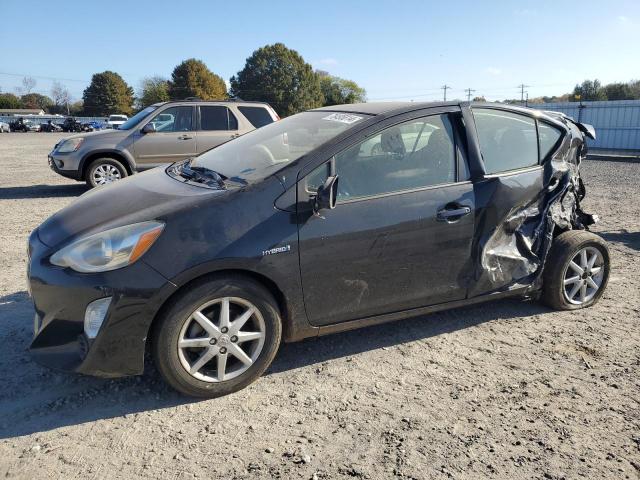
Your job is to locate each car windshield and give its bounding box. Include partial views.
[117,107,157,130]
[192,111,370,182]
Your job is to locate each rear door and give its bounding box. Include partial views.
[133,105,196,169]
[196,105,239,153]
[466,107,552,296]
[297,110,475,326]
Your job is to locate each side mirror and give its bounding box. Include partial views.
[314,175,339,212]
[141,123,156,134]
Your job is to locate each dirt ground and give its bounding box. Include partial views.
[0,132,638,480]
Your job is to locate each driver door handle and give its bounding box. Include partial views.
[178,135,193,140]
[437,206,471,222]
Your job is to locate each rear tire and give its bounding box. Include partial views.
[541,230,610,310]
[86,158,128,188]
[152,276,282,398]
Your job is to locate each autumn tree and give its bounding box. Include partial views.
[318,72,366,106]
[139,76,170,107]
[168,59,227,100]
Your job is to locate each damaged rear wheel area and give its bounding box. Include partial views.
[541,230,610,310]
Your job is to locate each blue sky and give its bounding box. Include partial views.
[1,0,639,103]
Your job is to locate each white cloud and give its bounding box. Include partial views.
[485,67,502,76]
[618,15,630,24]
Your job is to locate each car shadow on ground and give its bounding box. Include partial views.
[0,184,88,200]
[600,230,640,251]
[0,290,549,439]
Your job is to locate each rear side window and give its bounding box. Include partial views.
[200,106,237,131]
[538,122,563,160]
[473,108,538,173]
[238,106,275,128]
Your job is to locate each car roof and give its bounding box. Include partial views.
[152,99,272,107]
[312,101,554,119]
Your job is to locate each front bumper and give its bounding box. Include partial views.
[48,153,83,180]
[28,229,177,377]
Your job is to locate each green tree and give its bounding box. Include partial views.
[168,59,227,100]
[603,82,632,100]
[571,79,606,101]
[318,73,366,106]
[139,76,170,107]
[82,71,134,116]
[0,93,22,109]
[21,93,54,111]
[230,43,323,117]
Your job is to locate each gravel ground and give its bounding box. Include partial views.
[0,132,639,480]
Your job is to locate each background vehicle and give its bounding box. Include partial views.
[48,99,279,187]
[106,114,128,129]
[40,121,63,132]
[61,117,83,132]
[9,117,31,132]
[0,121,9,132]
[29,102,608,398]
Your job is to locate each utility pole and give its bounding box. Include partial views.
[465,88,476,102]
[441,85,451,101]
[517,84,530,106]
[525,92,529,107]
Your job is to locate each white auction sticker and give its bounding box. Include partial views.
[322,113,363,124]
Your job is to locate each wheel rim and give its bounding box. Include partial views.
[562,246,605,305]
[92,164,121,185]
[177,297,266,383]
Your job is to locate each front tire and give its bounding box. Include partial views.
[152,276,282,398]
[541,230,610,310]
[86,158,128,188]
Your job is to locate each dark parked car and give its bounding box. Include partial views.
[28,102,608,398]
[61,117,83,132]
[9,117,31,132]
[40,120,63,132]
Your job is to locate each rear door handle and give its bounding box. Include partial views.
[178,135,193,140]
[437,206,471,222]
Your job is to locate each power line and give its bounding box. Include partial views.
[465,88,476,101]
[441,84,451,101]
[517,83,530,105]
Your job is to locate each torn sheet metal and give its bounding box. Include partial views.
[469,115,596,297]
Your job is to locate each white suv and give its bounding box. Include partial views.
[107,114,129,129]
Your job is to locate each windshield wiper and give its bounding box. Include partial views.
[179,159,227,189]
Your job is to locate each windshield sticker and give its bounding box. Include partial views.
[322,113,363,124]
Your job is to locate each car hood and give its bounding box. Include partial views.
[37,168,225,248]
[61,129,127,142]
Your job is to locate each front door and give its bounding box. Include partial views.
[133,105,196,169]
[297,113,475,326]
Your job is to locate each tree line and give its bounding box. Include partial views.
[0,43,366,118]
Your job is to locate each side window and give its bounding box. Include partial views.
[473,108,538,173]
[538,121,563,160]
[150,106,193,132]
[306,114,457,200]
[238,106,275,128]
[200,106,236,131]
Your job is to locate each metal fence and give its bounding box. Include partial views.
[529,99,640,154]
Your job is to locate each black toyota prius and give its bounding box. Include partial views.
[28,102,609,397]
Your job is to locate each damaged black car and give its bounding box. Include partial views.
[27,102,609,398]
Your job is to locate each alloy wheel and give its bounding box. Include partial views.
[92,164,122,185]
[177,297,266,382]
[562,246,605,305]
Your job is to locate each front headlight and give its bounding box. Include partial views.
[57,138,84,153]
[50,221,164,273]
